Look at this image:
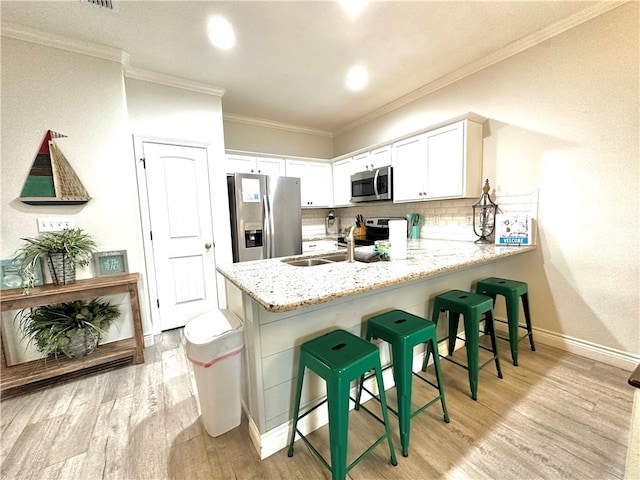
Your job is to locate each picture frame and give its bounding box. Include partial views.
[1,258,44,290]
[494,213,533,246]
[93,250,128,277]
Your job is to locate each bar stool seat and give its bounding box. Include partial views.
[287,329,397,480]
[475,277,535,366]
[356,309,450,457]
[423,290,503,400]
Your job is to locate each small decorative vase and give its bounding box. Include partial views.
[47,253,76,285]
[411,226,421,239]
[61,329,100,359]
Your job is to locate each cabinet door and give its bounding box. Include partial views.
[306,162,333,207]
[392,135,427,202]
[425,122,464,199]
[370,146,392,168]
[332,158,354,206]
[285,160,308,206]
[226,154,256,174]
[256,157,285,176]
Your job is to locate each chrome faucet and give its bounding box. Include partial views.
[346,225,356,263]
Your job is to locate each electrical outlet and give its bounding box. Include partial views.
[466,215,473,225]
[37,217,75,232]
[433,215,440,225]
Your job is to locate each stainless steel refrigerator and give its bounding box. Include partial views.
[227,173,302,262]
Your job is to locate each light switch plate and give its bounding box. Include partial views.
[37,217,75,232]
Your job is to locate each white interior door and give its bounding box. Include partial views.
[141,141,218,331]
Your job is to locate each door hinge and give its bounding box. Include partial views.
[157,299,160,309]
[150,231,153,241]
[140,158,146,168]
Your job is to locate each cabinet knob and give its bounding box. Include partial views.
[205,243,212,250]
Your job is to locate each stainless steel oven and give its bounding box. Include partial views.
[337,217,403,246]
[350,166,392,203]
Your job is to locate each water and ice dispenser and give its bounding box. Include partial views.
[244,221,263,248]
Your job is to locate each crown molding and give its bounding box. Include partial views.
[223,113,333,138]
[124,66,225,97]
[1,21,126,64]
[335,1,628,136]
[1,21,225,97]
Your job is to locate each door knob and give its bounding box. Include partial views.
[205,243,212,250]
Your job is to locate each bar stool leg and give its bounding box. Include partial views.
[505,293,521,366]
[462,313,480,400]
[522,293,536,352]
[326,380,350,480]
[422,300,442,371]
[390,343,412,457]
[287,358,306,457]
[428,335,450,423]
[485,310,503,381]
[374,361,399,467]
[448,312,461,356]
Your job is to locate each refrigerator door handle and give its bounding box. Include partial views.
[263,194,275,258]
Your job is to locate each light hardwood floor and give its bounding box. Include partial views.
[0,329,634,480]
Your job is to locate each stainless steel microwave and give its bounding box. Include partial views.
[350,166,392,203]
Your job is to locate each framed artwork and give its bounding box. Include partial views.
[495,213,533,246]
[1,258,44,290]
[93,250,128,277]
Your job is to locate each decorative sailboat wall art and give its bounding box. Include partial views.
[19,130,91,205]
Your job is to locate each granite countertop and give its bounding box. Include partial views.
[216,239,536,313]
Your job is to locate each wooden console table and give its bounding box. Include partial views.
[0,273,144,397]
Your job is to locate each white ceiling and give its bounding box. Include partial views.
[0,1,614,134]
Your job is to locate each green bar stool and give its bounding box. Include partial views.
[422,290,503,400]
[287,329,398,480]
[475,277,535,366]
[355,309,450,457]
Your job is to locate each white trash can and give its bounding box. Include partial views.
[184,309,244,437]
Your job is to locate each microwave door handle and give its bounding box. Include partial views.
[373,169,380,199]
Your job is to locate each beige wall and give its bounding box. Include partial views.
[0,38,147,360]
[124,77,233,310]
[334,3,639,358]
[223,118,334,159]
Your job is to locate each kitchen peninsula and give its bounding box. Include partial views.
[216,239,535,459]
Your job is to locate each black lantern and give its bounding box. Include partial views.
[472,179,498,244]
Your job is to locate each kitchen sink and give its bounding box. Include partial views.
[282,252,348,267]
[319,253,347,263]
[284,258,333,267]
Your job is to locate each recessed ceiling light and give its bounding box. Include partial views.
[346,65,368,91]
[208,16,235,50]
[339,0,370,18]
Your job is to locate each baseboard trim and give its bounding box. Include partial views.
[493,318,639,371]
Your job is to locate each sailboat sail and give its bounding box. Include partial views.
[19,130,91,205]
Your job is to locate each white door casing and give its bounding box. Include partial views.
[136,140,219,332]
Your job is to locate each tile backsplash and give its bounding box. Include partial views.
[302,191,538,242]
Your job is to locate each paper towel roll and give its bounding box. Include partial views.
[389,219,407,260]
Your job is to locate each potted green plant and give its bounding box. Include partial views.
[14,228,97,290]
[16,297,120,359]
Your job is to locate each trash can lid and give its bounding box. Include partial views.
[184,310,234,345]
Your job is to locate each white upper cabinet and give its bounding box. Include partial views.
[392,134,428,202]
[352,145,392,172]
[332,158,355,207]
[226,154,285,176]
[392,119,483,203]
[285,159,333,208]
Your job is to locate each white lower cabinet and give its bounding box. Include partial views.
[392,119,483,202]
[302,240,339,253]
